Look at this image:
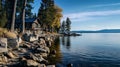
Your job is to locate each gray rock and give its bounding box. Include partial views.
[39,38,46,46]
[29,35,38,42]
[37,48,47,53]
[19,48,27,53]
[38,64,46,67]
[34,54,46,62]
[6,51,18,58]
[29,53,39,61]
[7,38,19,49]
[22,44,31,48]
[0,55,7,64]
[0,38,8,53]
[26,60,39,67]
[44,47,50,54]
[40,53,48,57]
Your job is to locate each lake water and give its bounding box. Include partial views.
[53,33,120,67]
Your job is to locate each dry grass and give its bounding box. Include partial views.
[5,32,17,38]
[0,28,17,38]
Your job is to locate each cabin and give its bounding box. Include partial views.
[15,18,41,30]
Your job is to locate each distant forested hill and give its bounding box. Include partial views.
[72,29,120,33]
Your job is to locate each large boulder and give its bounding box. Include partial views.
[44,47,50,54]
[26,60,39,67]
[7,38,19,49]
[34,54,47,63]
[22,33,38,42]
[35,46,50,54]
[24,53,46,63]
[29,35,38,42]
[6,51,18,58]
[0,38,7,53]
[40,53,48,58]
[20,59,39,67]
[0,54,7,64]
[36,48,47,53]
[39,38,46,46]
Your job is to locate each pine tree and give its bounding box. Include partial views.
[5,0,16,29]
[0,0,1,9]
[16,0,34,32]
[66,17,71,32]
[0,0,7,28]
[16,0,34,19]
[61,21,66,33]
[11,0,17,32]
[22,0,27,33]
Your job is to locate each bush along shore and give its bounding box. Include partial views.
[0,30,60,67]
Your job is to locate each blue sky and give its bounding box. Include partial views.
[32,0,120,31]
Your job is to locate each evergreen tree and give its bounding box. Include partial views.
[22,0,27,33]
[0,0,7,28]
[1,0,34,30]
[38,0,54,32]
[16,0,34,32]
[66,17,71,32]
[38,0,62,32]
[11,0,17,32]
[16,0,34,19]
[0,0,1,9]
[5,0,16,29]
[61,20,66,33]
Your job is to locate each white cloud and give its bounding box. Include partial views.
[71,24,120,31]
[91,3,120,7]
[63,10,120,22]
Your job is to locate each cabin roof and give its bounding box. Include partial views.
[16,18,37,23]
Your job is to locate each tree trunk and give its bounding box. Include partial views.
[11,0,17,32]
[22,0,27,33]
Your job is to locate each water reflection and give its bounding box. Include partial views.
[61,36,71,50]
[48,37,62,65]
[59,33,120,67]
[49,34,120,67]
[62,36,65,46]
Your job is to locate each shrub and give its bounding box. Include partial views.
[0,28,17,38]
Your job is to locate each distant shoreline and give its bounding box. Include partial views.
[72,29,120,33]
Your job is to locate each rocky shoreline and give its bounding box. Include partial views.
[0,33,59,67]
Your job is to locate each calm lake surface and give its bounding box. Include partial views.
[55,33,120,67]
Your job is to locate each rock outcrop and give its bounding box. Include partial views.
[0,33,58,67]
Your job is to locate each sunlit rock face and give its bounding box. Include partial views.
[0,38,7,53]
